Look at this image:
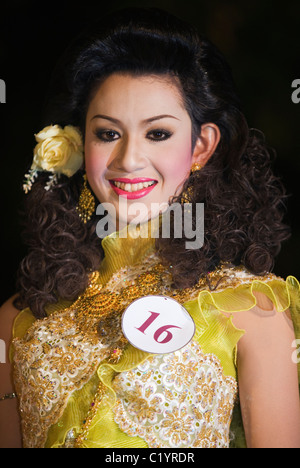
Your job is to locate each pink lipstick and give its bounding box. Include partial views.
[109,178,158,199]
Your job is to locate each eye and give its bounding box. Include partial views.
[146,129,173,142]
[95,129,120,142]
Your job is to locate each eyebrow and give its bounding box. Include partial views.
[90,114,180,124]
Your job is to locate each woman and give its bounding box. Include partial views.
[0,7,299,448]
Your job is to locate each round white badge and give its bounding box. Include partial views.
[122,295,195,354]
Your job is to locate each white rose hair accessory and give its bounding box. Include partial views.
[23,125,84,193]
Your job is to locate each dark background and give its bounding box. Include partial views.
[0,0,299,305]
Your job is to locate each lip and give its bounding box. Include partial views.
[109,178,158,199]
[111,178,157,184]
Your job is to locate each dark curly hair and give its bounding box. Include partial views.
[15,7,290,318]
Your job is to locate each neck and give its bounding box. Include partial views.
[98,216,160,284]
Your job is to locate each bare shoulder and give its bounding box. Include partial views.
[0,297,23,447]
[0,295,21,345]
[230,291,300,447]
[0,294,21,380]
[230,290,295,353]
[0,294,21,316]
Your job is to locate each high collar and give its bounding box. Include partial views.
[98,218,160,284]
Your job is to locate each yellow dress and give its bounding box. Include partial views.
[11,224,300,448]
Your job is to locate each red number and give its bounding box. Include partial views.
[136,311,181,344]
[136,311,160,334]
[153,324,181,344]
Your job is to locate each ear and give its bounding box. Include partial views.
[191,123,221,166]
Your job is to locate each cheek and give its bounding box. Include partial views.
[84,143,106,178]
[158,142,192,185]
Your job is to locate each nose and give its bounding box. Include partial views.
[111,135,146,173]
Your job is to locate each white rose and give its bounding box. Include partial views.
[31,124,83,177]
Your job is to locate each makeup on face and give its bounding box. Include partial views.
[109,178,158,199]
[84,73,194,226]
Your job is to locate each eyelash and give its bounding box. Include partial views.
[94,129,173,143]
[148,129,173,142]
[95,130,119,142]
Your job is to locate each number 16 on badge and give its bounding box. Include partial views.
[122,295,195,354]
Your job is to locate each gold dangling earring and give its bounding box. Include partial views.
[191,162,202,173]
[76,173,95,223]
[181,163,202,203]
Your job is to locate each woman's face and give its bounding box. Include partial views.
[85,73,197,229]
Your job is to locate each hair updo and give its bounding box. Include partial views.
[16,7,290,317]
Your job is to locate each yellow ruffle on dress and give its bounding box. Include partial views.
[11,223,300,448]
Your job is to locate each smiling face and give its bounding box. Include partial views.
[84,73,199,228]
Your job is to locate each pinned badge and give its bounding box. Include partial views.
[122,295,195,354]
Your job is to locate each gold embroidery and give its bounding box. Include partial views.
[112,341,237,448]
[160,406,194,446]
[13,256,278,448]
[13,310,111,448]
[74,382,107,448]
